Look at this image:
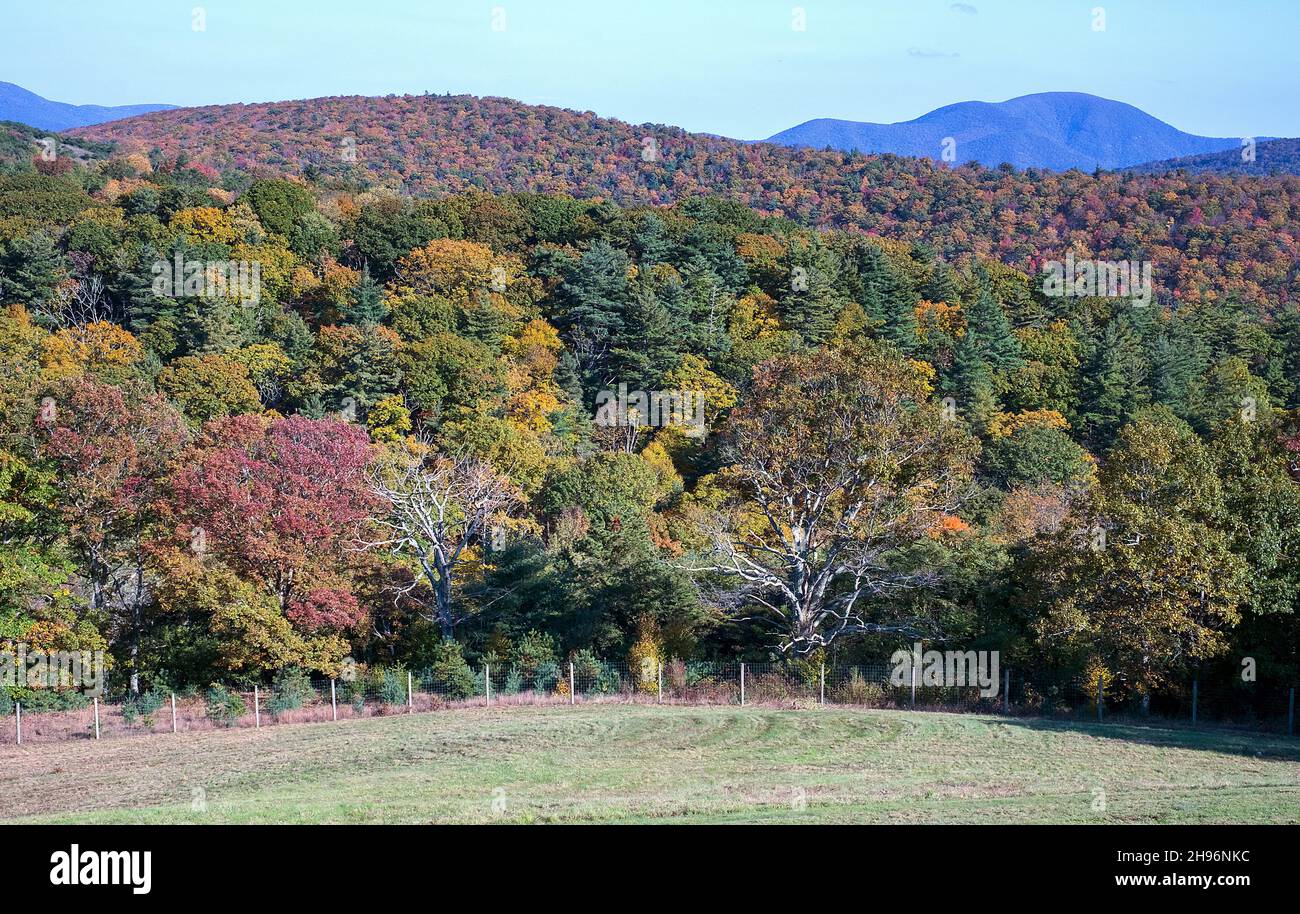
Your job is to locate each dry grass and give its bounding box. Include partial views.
[2,703,1297,824]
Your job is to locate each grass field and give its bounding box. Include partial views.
[2,704,1298,824]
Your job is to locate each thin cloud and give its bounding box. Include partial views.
[950,3,979,14]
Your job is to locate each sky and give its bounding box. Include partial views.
[7,0,1300,140]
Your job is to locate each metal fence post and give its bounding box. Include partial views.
[93,696,100,739]
[1003,668,1010,714]
[1191,677,1198,725]
[740,663,746,706]
[1096,674,1103,723]
[171,693,177,734]
[569,662,575,705]
[407,671,413,713]
[254,685,260,728]
[820,663,825,705]
[657,661,663,704]
[331,679,337,721]
[15,702,20,745]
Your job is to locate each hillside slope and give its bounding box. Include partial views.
[68,91,1300,308]
[1129,137,1300,175]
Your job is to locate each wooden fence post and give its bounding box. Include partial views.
[657,662,663,704]
[485,664,491,706]
[254,685,260,728]
[15,702,20,745]
[740,663,746,706]
[910,658,917,708]
[171,693,177,734]
[331,679,337,721]
[407,671,413,713]
[820,663,825,705]
[93,696,100,739]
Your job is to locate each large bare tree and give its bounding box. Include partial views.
[690,341,976,654]
[367,448,519,638]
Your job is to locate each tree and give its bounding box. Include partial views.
[1032,407,1247,691]
[690,340,976,653]
[343,265,389,327]
[156,354,261,425]
[170,415,376,622]
[37,378,189,691]
[367,448,520,639]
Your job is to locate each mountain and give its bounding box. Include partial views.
[0,81,175,131]
[1128,137,1300,175]
[764,92,1245,172]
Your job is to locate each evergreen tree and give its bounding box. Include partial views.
[344,265,388,326]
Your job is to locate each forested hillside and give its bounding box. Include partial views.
[1,106,1297,708]
[69,93,1300,313]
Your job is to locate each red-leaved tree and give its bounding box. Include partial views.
[170,415,376,634]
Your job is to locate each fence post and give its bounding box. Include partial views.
[92,696,100,739]
[1096,674,1103,723]
[1003,668,1010,714]
[254,685,260,728]
[171,693,177,734]
[910,658,917,708]
[820,663,825,705]
[15,702,20,745]
[485,664,491,706]
[740,663,746,706]
[1288,687,1295,737]
[407,671,413,713]
[657,662,663,704]
[331,679,337,721]
[569,662,575,705]
[1191,677,1198,726]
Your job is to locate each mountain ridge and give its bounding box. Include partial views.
[0,81,176,131]
[765,92,1247,171]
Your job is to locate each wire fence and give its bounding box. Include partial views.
[2,660,1295,747]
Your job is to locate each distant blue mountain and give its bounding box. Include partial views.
[764,92,1246,172]
[0,81,175,131]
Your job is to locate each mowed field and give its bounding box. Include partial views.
[2,704,1298,824]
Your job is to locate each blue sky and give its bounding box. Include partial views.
[8,0,1299,139]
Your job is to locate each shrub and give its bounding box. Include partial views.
[511,630,557,685]
[427,641,479,700]
[205,684,246,727]
[0,691,12,716]
[122,689,165,727]
[532,660,560,693]
[502,666,524,695]
[627,615,663,694]
[268,666,314,714]
[834,669,885,706]
[572,649,620,694]
[376,668,408,706]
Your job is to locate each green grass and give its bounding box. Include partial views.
[3,704,1297,824]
